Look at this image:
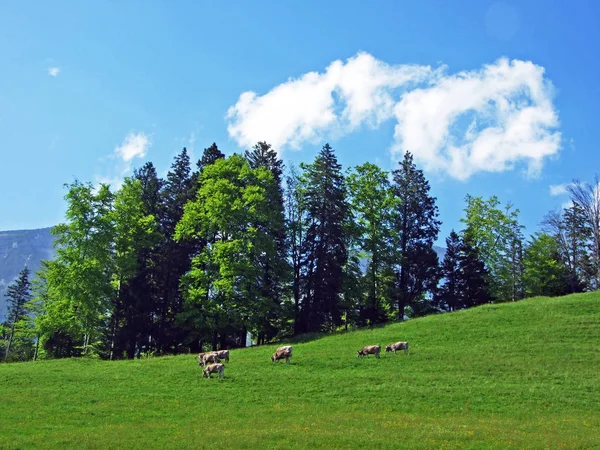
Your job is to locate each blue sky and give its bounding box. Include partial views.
[1,1,599,246]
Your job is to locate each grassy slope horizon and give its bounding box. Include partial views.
[1,293,599,449]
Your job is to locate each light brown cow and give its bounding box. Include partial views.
[202,363,225,379]
[214,349,230,362]
[271,346,292,364]
[385,341,409,355]
[200,353,221,367]
[357,345,381,358]
[197,349,230,363]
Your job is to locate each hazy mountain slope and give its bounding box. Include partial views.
[0,228,55,321]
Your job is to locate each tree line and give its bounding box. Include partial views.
[2,142,598,361]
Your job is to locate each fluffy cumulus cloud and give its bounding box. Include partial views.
[226,52,561,180]
[226,52,437,151]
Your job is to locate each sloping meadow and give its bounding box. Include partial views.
[1,293,599,449]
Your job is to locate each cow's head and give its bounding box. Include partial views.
[385,345,392,352]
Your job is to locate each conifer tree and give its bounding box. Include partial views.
[436,231,491,311]
[3,267,32,361]
[156,148,196,353]
[391,151,441,319]
[298,144,349,333]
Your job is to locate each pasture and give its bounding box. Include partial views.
[1,293,600,449]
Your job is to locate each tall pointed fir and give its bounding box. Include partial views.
[298,144,349,333]
[3,267,32,361]
[391,151,441,319]
[156,148,196,353]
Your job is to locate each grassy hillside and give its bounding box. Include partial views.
[1,293,599,449]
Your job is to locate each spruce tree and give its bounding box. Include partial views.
[298,143,349,333]
[4,267,32,361]
[436,231,462,312]
[459,237,492,308]
[156,148,196,353]
[197,143,225,172]
[391,151,441,319]
[436,231,491,311]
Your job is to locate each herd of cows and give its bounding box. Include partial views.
[196,340,410,379]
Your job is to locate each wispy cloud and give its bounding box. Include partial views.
[48,67,60,77]
[549,183,571,196]
[226,52,561,181]
[95,131,151,190]
[115,132,150,162]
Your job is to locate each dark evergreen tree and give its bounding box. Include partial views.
[115,162,165,358]
[3,267,32,361]
[298,144,349,333]
[436,231,491,311]
[197,143,225,172]
[391,151,441,319]
[436,231,462,312]
[459,238,492,308]
[156,148,196,353]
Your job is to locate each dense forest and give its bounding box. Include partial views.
[1,142,598,361]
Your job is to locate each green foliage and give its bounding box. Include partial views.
[175,154,282,345]
[523,232,570,297]
[461,195,525,302]
[346,162,397,325]
[1,293,599,448]
[35,181,115,358]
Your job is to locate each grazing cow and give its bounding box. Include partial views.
[215,350,230,362]
[357,345,381,358]
[200,353,221,367]
[385,341,409,355]
[202,363,225,379]
[271,346,292,364]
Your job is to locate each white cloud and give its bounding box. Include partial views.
[95,132,151,191]
[115,132,150,162]
[226,53,561,180]
[392,58,560,180]
[226,52,437,151]
[549,183,570,196]
[48,67,60,77]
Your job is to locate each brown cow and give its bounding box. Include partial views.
[197,350,230,363]
[202,363,225,379]
[357,345,381,358]
[271,346,293,364]
[200,353,221,367]
[214,350,230,362]
[385,341,409,355]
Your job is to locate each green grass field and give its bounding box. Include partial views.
[1,293,600,449]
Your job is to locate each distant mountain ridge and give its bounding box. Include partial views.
[0,227,56,321]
